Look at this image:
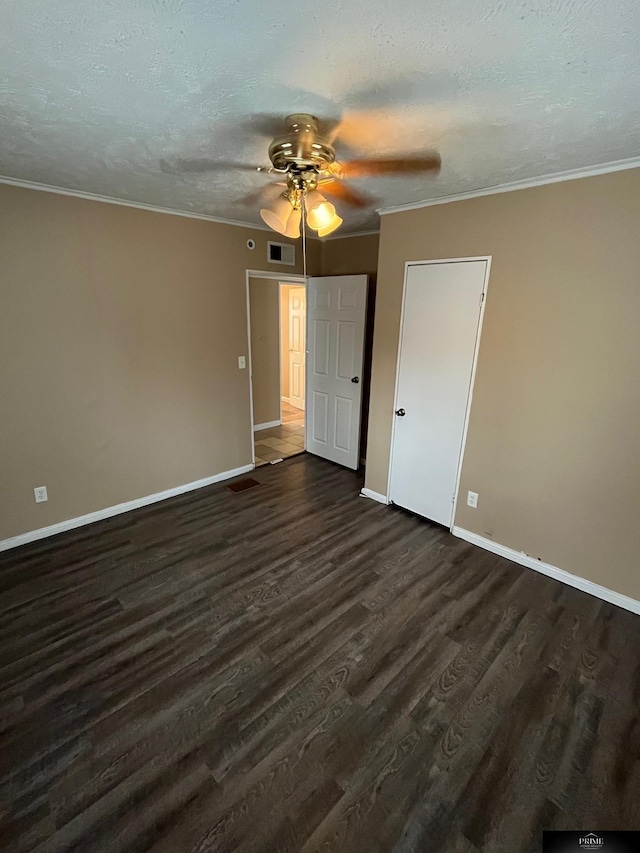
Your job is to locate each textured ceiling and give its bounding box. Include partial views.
[1,0,639,233]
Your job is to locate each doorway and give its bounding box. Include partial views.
[248,275,306,467]
[281,285,306,412]
[246,271,370,472]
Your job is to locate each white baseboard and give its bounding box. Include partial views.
[0,463,255,553]
[253,420,281,432]
[281,396,290,403]
[452,526,640,616]
[360,488,390,505]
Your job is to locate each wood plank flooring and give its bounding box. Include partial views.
[1,453,639,852]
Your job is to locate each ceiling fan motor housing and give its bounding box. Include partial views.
[268,114,335,173]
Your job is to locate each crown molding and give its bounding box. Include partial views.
[4,157,638,232]
[322,228,380,241]
[0,174,384,239]
[0,174,273,232]
[377,156,640,216]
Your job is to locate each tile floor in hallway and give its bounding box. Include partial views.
[254,400,305,466]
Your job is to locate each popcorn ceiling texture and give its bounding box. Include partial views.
[1,0,639,232]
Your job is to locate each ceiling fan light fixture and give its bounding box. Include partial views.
[305,191,337,231]
[283,205,301,238]
[259,193,293,234]
[164,113,441,241]
[304,189,326,211]
[309,201,336,230]
[317,213,343,238]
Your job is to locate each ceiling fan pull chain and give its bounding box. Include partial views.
[301,188,307,279]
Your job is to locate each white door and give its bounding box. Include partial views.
[306,275,368,469]
[389,260,487,525]
[288,286,306,410]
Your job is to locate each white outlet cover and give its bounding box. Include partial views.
[467,491,478,508]
[34,486,48,503]
[238,356,246,369]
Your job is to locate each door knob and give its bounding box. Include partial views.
[351,376,360,384]
[395,408,406,417]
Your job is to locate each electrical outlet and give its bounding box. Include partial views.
[467,490,478,509]
[34,486,48,503]
[238,356,246,369]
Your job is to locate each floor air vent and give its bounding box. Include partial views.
[227,477,261,494]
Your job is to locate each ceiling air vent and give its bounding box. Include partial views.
[267,241,295,266]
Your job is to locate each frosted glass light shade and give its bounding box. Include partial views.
[283,206,301,238]
[260,194,293,235]
[305,191,336,230]
[304,190,326,212]
[260,188,340,238]
[307,202,336,230]
[317,214,343,237]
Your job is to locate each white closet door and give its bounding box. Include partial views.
[389,260,487,525]
[306,275,368,470]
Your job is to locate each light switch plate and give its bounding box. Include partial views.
[238,356,246,369]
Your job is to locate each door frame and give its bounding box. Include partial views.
[387,256,492,529]
[245,269,307,468]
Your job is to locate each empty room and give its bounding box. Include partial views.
[1,1,639,851]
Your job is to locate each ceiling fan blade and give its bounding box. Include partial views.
[237,182,286,207]
[338,154,441,179]
[319,179,375,209]
[160,157,268,175]
[317,116,342,142]
[241,114,288,138]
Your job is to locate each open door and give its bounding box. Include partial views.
[306,275,368,470]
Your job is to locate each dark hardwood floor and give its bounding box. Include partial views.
[1,454,639,852]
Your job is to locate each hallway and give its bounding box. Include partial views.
[254,400,305,466]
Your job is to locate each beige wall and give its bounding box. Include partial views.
[249,278,281,426]
[0,183,319,540]
[366,169,640,600]
[321,233,380,280]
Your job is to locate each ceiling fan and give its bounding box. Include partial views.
[162,113,441,238]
